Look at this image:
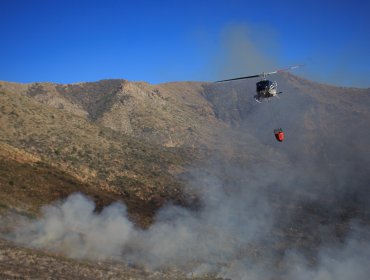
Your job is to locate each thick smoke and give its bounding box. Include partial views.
[6,159,370,279]
[12,194,133,260]
[9,167,275,270]
[284,229,370,280]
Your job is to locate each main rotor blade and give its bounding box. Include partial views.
[216,64,304,82]
[265,64,304,75]
[216,74,260,83]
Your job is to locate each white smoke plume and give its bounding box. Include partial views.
[284,235,370,280]
[6,162,370,279]
[10,167,275,270]
[13,194,133,260]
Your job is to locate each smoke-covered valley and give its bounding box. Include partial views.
[8,161,370,279]
[0,75,369,279]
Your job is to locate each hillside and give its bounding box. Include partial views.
[0,88,198,226]
[0,75,370,279]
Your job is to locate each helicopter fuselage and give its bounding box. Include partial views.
[255,80,278,101]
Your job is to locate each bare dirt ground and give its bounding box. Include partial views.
[0,238,221,280]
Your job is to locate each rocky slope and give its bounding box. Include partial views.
[0,74,369,279]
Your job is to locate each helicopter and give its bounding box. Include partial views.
[216,65,302,142]
[216,65,302,103]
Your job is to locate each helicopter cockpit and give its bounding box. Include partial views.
[255,80,277,100]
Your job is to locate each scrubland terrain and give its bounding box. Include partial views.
[0,74,369,279]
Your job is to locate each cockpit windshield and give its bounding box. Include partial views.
[256,80,272,91]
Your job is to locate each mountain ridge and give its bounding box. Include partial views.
[1,73,369,217]
[1,74,370,279]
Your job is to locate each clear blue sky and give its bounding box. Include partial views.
[1,0,369,87]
